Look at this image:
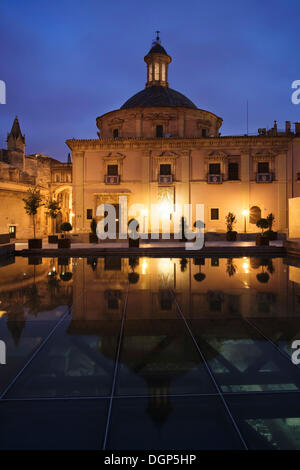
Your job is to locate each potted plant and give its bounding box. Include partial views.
[256,218,269,246]
[193,259,206,282]
[45,196,61,244]
[225,212,237,241]
[180,258,188,272]
[128,256,139,283]
[265,213,277,240]
[256,265,270,283]
[23,187,43,249]
[226,258,237,277]
[128,219,140,248]
[89,218,98,244]
[58,222,72,248]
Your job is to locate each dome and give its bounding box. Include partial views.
[148,43,168,55]
[121,86,197,109]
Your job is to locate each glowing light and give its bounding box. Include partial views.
[242,209,249,216]
[0,310,7,317]
[142,259,148,275]
[159,202,172,220]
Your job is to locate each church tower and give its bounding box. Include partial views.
[144,32,172,88]
[7,116,25,169]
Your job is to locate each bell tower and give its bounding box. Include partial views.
[7,116,25,169]
[144,32,172,88]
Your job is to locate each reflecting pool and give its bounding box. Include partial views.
[1,255,300,449]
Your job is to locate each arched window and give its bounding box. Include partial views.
[149,65,153,82]
[249,206,261,224]
[161,63,166,81]
[154,63,159,80]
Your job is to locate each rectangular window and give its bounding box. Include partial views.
[228,162,239,180]
[209,163,220,175]
[210,208,219,220]
[113,129,119,138]
[107,164,118,176]
[257,162,269,173]
[156,125,163,137]
[149,65,153,81]
[154,63,159,80]
[160,164,171,175]
[87,209,93,220]
[202,129,207,137]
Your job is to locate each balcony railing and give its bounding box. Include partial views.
[207,174,222,184]
[158,174,173,184]
[105,175,120,184]
[256,172,273,183]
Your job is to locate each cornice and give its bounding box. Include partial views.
[66,135,291,153]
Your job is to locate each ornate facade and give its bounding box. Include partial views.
[0,117,72,239]
[65,37,300,237]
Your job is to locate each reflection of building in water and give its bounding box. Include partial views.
[72,256,293,322]
[0,257,73,344]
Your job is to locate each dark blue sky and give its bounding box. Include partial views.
[0,0,300,161]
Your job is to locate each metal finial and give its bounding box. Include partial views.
[155,30,160,42]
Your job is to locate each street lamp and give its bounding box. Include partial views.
[242,209,249,233]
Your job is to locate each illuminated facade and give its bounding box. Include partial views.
[67,37,300,237]
[0,117,72,239]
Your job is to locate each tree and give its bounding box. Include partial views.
[90,218,97,234]
[45,197,61,235]
[256,218,269,235]
[225,212,236,232]
[266,213,275,231]
[60,222,72,238]
[23,188,43,239]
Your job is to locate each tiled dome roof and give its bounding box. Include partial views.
[121,86,197,109]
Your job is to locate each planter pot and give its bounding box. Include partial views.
[58,238,71,249]
[128,272,140,284]
[129,238,140,248]
[28,256,42,265]
[265,230,278,241]
[226,231,237,241]
[89,233,98,244]
[256,235,269,246]
[0,233,10,245]
[28,238,42,249]
[48,235,58,244]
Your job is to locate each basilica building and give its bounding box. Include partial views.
[0,117,72,239]
[67,35,300,238]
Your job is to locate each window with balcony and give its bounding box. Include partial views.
[156,125,163,137]
[257,162,269,173]
[209,163,220,175]
[113,128,119,139]
[107,164,118,176]
[160,164,171,175]
[202,129,207,137]
[228,162,239,180]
